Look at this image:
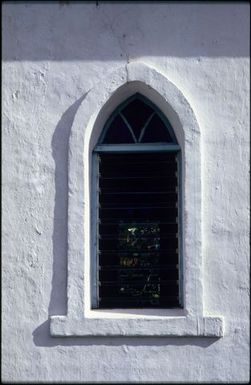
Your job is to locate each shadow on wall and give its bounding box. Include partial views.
[49,93,87,316]
[33,93,220,349]
[33,320,219,347]
[3,2,250,60]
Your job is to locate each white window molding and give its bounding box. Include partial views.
[50,62,224,337]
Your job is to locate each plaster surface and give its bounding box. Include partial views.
[2,2,250,383]
[49,61,223,338]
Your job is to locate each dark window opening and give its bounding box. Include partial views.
[94,94,181,309]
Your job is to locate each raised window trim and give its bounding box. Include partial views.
[50,62,224,337]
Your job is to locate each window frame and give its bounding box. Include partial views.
[50,62,223,337]
[91,146,182,310]
[92,94,182,310]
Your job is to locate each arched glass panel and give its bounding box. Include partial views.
[121,97,154,141]
[100,94,177,145]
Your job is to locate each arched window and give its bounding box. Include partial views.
[51,63,223,337]
[92,93,182,309]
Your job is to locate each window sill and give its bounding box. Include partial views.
[50,315,224,337]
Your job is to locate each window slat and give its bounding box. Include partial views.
[99,280,178,286]
[99,265,178,271]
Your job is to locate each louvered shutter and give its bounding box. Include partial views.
[97,152,180,308]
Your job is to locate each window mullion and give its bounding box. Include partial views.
[138,112,155,142]
[119,112,137,143]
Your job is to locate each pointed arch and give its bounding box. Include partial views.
[99,93,177,145]
[50,62,224,337]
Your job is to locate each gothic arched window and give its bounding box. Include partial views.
[92,93,182,309]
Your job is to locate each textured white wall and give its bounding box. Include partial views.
[2,2,250,383]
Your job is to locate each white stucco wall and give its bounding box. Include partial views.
[2,2,250,383]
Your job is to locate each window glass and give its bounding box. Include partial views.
[141,114,173,143]
[121,98,154,141]
[102,114,134,143]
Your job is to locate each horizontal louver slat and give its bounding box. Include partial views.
[100,287,179,298]
[100,267,179,281]
[99,152,177,163]
[100,204,177,209]
[99,223,177,234]
[99,242,178,253]
[99,265,178,271]
[99,255,178,267]
[99,280,178,286]
[100,234,177,240]
[99,222,177,227]
[99,298,179,309]
[99,209,177,221]
[100,177,177,190]
[99,220,178,226]
[101,168,176,178]
[100,196,177,208]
